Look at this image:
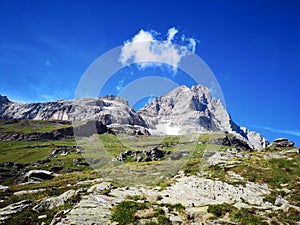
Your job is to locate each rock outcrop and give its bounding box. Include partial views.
[0,95,10,105]
[33,189,80,212]
[208,135,251,150]
[0,200,32,224]
[20,170,56,183]
[270,138,295,147]
[113,148,166,162]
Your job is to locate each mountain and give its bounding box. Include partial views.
[0,85,268,149]
[138,85,268,149]
[0,95,148,135]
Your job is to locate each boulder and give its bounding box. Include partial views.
[208,135,252,150]
[270,138,294,147]
[21,170,56,183]
[73,158,89,167]
[0,185,8,192]
[73,120,109,137]
[87,182,113,194]
[33,189,79,211]
[51,146,74,157]
[114,148,165,162]
[207,148,245,166]
[150,148,165,159]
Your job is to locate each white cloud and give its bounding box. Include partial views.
[119,27,197,72]
[131,29,154,42]
[187,38,196,53]
[167,27,178,42]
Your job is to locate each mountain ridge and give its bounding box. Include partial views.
[0,85,268,149]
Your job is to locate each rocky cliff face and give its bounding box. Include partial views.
[138,85,268,149]
[0,95,148,135]
[138,85,229,133]
[0,86,269,149]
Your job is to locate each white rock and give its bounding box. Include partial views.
[0,185,8,192]
[87,182,113,194]
[33,189,79,212]
[38,215,47,219]
[14,188,46,196]
[0,200,32,223]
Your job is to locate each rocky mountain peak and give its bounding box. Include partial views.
[0,95,10,105]
[138,84,225,131]
[138,85,268,149]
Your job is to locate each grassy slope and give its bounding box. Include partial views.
[0,120,299,224]
[0,120,71,134]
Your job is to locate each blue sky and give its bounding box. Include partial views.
[0,0,299,145]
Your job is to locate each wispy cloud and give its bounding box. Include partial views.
[252,125,300,137]
[167,27,178,42]
[119,27,197,72]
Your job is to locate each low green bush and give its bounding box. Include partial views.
[207,203,234,217]
[111,200,147,225]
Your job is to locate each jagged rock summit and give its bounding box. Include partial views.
[139,85,230,133]
[138,85,268,149]
[0,86,268,149]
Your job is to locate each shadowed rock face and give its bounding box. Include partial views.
[270,138,295,147]
[208,136,252,150]
[0,86,269,149]
[20,170,56,183]
[73,120,109,137]
[0,95,10,104]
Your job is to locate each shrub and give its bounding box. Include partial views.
[173,203,185,213]
[153,207,165,216]
[207,203,234,217]
[233,208,267,225]
[111,200,147,225]
[157,215,172,225]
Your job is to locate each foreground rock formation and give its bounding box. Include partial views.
[3,144,298,225]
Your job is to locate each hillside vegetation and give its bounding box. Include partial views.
[0,120,299,224]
